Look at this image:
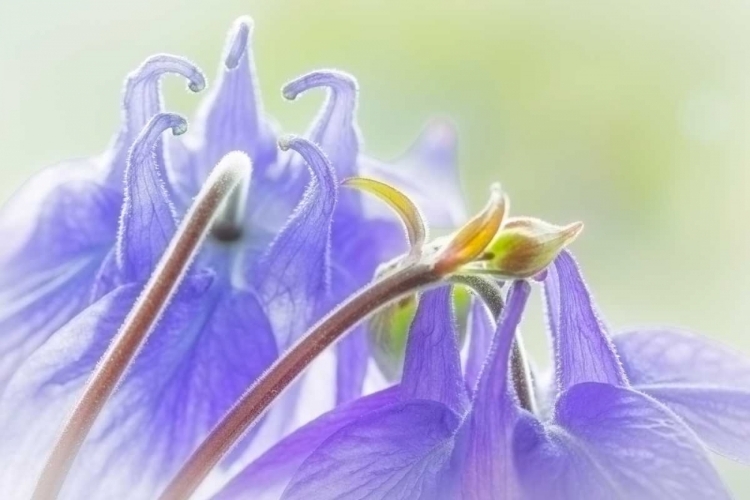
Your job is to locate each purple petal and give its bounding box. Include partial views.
[400,286,469,415]
[0,160,120,394]
[0,274,278,499]
[213,388,400,500]
[543,251,626,391]
[360,118,466,228]
[283,70,360,180]
[116,113,184,282]
[255,137,337,348]
[281,401,460,500]
[456,280,530,500]
[179,17,276,192]
[334,324,369,404]
[108,54,205,186]
[329,217,405,404]
[513,382,731,500]
[616,329,750,463]
[464,297,495,391]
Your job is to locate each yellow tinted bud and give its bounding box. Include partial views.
[485,217,583,278]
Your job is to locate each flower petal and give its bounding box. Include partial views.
[334,324,369,404]
[0,274,278,499]
[513,382,731,500]
[283,70,360,180]
[616,329,750,463]
[116,113,184,282]
[256,137,337,348]
[456,280,530,500]
[109,54,205,186]
[329,217,406,403]
[361,118,466,228]
[179,17,276,192]
[400,286,469,415]
[281,401,460,500]
[0,160,120,394]
[213,388,400,500]
[543,251,627,391]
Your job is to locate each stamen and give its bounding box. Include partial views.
[32,153,251,500]
[159,263,442,500]
[223,16,251,70]
[342,177,427,260]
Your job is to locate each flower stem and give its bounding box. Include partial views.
[159,263,441,500]
[32,153,251,500]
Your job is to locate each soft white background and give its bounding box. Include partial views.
[2,0,750,494]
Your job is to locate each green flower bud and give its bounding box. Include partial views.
[484,217,583,278]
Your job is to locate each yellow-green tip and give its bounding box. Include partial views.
[434,183,508,275]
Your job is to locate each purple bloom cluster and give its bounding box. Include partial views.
[1,15,749,500]
[0,17,463,499]
[216,251,750,500]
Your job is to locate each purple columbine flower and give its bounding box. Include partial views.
[0,16,465,499]
[214,250,747,499]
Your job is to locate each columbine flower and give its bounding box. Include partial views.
[214,249,746,499]
[0,16,465,498]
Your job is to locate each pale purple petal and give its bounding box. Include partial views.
[255,137,337,348]
[0,274,278,499]
[213,389,400,500]
[400,286,468,415]
[543,251,626,391]
[283,70,360,180]
[329,217,405,403]
[281,401,460,500]
[116,113,183,282]
[0,160,120,394]
[176,17,276,194]
[513,382,730,500]
[0,285,138,499]
[360,118,466,228]
[334,324,369,404]
[108,54,205,186]
[616,329,750,463]
[456,280,530,500]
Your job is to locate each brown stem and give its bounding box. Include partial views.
[32,153,251,500]
[159,263,441,500]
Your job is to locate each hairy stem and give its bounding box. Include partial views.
[159,263,441,500]
[33,154,251,500]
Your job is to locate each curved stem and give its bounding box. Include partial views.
[159,263,441,500]
[33,154,251,500]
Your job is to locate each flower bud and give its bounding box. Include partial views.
[484,217,584,279]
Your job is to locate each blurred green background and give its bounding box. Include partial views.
[2,0,750,494]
